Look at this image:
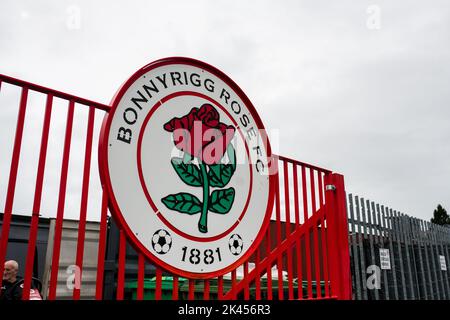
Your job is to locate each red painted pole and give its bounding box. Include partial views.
[0,88,28,292]
[172,276,179,300]
[116,230,126,300]
[283,161,294,300]
[155,267,162,300]
[231,269,237,300]
[266,226,273,300]
[22,94,53,300]
[95,190,108,300]
[321,216,331,297]
[274,159,283,300]
[48,100,75,300]
[333,174,352,299]
[73,106,95,300]
[204,279,210,300]
[137,254,145,300]
[255,248,261,300]
[188,279,195,300]
[217,276,223,300]
[302,166,312,298]
[243,262,249,300]
[324,173,352,300]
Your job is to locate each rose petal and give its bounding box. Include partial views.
[197,104,219,127]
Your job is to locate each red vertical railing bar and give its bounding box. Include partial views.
[116,230,126,300]
[48,100,75,300]
[318,171,324,207]
[218,276,223,300]
[301,166,309,222]
[310,169,320,298]
[324,173,338,298]
[188,279,195,300]
[293,165,300,226]
[22,94,53,300]
[313,218,322,298]
[137,254,145,300]
[73,106,95,300]
[334,174,352,299]
[283,161,294,300]
[155,267,162,300]
[255,248,261,300]
[265,227,273,300]
[274,160,283,300]
[310,169,317,213]
[296,237,303,299]
[310,169,317,214]
[231,269,237,300]
[172,276,179,300]
[293,164,303,299]
[316,172,325,298]
[243,261,249,300]
[321,213,330,297]
[204,279,210,300]
[0,87,28,291]
[319,171,330,297]
[324,173,352,299]
[95,190,108,300]
[301,166,312,298]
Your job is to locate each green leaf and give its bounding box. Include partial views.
[161,193,202,215]
[207,144,236,187]
[209,188,235,214]
[171,158,202,186]
[208,164,234,187]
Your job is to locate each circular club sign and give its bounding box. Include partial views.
[100,57,276,278]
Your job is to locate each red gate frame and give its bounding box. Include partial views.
[0,72,352,300]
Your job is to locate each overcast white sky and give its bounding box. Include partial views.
[0,0,449,222]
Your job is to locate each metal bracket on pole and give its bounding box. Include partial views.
[325,184,336,191]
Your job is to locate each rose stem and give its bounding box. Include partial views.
[198,163,209,233]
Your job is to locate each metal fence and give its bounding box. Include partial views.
[0,72,352,300]
[347,193,450,300]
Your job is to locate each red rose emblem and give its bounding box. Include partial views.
[163,104,235,165]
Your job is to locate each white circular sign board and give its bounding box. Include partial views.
[100,57,275,278]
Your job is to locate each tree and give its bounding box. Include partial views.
[431,204,450,225]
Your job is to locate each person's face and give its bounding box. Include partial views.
[3,262,17,282]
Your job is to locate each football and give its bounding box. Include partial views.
[228,233,243,256]
[151,229,172,254]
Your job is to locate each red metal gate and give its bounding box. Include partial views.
[0,73,351,300]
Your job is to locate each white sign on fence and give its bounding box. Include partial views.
[379,248,391,270]
[440,255,447,271]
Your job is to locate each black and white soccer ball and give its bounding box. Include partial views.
[228,234,243,256]
[151,229,172,254]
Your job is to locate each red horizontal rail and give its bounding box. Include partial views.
[276,154,331,174]
[0,73,110,111]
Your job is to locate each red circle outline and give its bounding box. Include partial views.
[99,57,276,279]
[136,90,253,242]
